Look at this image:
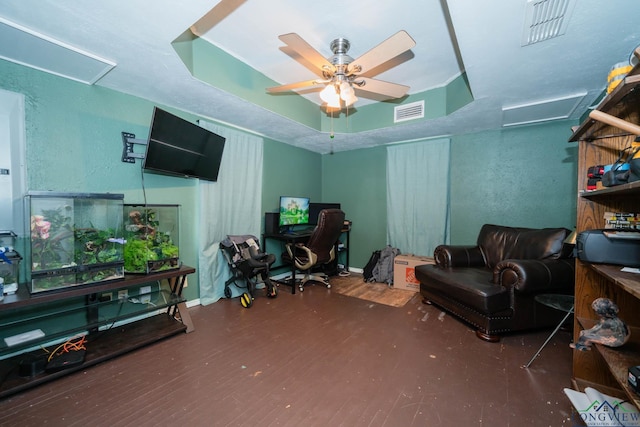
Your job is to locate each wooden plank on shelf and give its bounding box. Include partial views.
[577,317,640,408]
[590,264,640,300]
[581,180,640,199]
[570,73,640,142]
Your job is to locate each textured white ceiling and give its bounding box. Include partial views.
[1,0,640,153]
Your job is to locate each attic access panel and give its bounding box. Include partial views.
[502,93,585,127]
[0,17,115,85]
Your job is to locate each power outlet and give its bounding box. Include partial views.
[100,292,113,302]
[118,289,128,301]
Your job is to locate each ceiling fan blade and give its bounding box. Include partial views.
[266,79,325,93]
[190,0,247,36]
[350,30,416,75]
[279,33,333,74]
[356,77,410,99]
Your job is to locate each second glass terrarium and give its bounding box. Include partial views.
[123,204,180,274]
[26,192,125,294]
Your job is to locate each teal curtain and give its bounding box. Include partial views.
[386,138,450,256]
[197,121,263,305]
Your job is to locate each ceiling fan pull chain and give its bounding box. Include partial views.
[330,109,334,139]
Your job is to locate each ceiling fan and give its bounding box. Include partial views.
[266,31,416,109]
[190,0,248,36]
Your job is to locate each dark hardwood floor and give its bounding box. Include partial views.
[0,277,577,426]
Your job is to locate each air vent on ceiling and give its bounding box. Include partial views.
[394,101,424,123]
[521,0,576,46]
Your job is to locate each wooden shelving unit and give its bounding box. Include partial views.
[570,52,640,407]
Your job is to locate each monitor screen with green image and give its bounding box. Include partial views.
[278,196,310,227]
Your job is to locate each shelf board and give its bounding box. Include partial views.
[0,265,195,311]
[0,289,186,357]
[0,313,186,398]
[577,317,640,408]
[570,67,640,142]
[588,264,640,299]
[580,180,640,199]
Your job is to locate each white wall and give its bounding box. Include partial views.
[0,89,26,236]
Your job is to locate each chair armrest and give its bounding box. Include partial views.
[493,258,575,293]
[285,243,316,270]
[434,245,485,268]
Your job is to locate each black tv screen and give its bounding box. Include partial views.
[143,107,226,182]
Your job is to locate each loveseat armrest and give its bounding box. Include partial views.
[493,258,574,294]
[434,245,486,268]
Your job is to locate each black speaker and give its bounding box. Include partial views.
[265,212,279,235]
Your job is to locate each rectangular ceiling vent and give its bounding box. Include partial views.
[521,0,576,46]
[394,101,424,123]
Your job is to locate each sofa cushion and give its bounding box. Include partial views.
[415,264,510,313]
[477,224,568,268]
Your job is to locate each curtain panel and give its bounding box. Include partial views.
[386,138,450,256]
[197,121,264,305]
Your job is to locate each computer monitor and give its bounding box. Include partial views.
[309,202,341,225]
[279,196,310,227]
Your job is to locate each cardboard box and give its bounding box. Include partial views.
[393,254,434,292]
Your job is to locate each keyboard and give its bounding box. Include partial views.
[285,227,315,236]
[287,230,312,236]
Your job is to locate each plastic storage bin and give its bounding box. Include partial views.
[0,231,17,249]
[123,204,180,274]
[26,192,125,294]
[0,249,21,295]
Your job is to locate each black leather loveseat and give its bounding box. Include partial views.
[415,224,574,341]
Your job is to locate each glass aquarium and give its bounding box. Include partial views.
[26,192,125,294]
[123,204,180,274]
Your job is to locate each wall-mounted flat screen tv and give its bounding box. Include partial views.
[143,107,226,182]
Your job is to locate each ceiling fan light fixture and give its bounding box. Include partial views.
[320,84,341,107]
[326,97,341,109]
[339,81,357,106]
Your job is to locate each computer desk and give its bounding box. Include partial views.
[262,231,313,294]
[262,223,351,294]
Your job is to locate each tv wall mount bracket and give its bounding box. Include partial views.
[121,132,147,163]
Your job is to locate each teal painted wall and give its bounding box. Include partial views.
[449,121,578,244]
[261,139,321,263]
[321,121,578,267]
[261,139,322,215]
[321,146,387,268]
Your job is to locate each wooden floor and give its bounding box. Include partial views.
[0,275,577,426]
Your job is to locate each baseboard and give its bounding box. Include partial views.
[186,298,201,308]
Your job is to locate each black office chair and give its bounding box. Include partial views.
[282,209,346,292]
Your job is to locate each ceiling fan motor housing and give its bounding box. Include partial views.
[329,38,354,70]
